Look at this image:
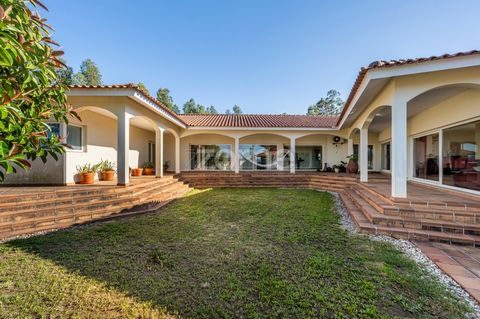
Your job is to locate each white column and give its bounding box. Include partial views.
[391,100,408,198]
[290,137,296,173]
[155,128,164,178]
[277,144,284,171]
[347,138,354,156]
[175,135,180,174]
[233,137,240,173]
[117,111,131,185]
[360,128,368,182]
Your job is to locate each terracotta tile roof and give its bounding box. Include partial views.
[337,49,480,126]
[178,114,338,128]
[68,84,187,126]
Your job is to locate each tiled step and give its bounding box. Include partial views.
[339,191,480,246]
[0,177,189,240]
[347,188,480,235]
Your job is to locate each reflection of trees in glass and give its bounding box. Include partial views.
[190,145,231,170]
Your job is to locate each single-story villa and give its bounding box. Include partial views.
[5,50,480,198]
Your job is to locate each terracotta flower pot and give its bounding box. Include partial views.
[101,170,115,181]
[144,168,154,175]
[79,172,95,184]
[131,168,143,176]
[346,159,358,174]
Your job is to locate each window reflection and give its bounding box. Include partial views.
[240,144,277,170]
[442,120,480,191]
[190,144,231,170]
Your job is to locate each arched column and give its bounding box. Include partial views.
[290,137,296,173]
[359,128,368,182]
[233,136,240,173]
[391,97,407,198]
[155,128,164,178]
[117,109,133,185]
[175,135,180,174]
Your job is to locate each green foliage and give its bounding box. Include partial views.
[232,104,242,114]
[55,58,74,85]
[75,163,98,174]
[307,89,344,115]
[0,0,76,182]
[97,159,115,172]
[137,82,149,95]
[142,161,154,169]
[77,58,101,86]
[182,98,219,114]
[71,72,86,85]
[206,105,218,114]
[347,153,358,162]
[156,87,179,113]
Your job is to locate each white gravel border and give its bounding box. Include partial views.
[328,191,480,319]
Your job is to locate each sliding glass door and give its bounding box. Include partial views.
[413,133,439,181]
[190,144,231,170]
[442,120,480,191]
[239,144,277,170]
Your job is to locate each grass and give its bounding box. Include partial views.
[0,188,472,318]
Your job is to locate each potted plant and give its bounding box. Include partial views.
[143,161,155,175]
[346,154,359,174]
[163,161,170,173]
[76,163,98,184]
[98,159,116,181]
[333,161,347,173]
[131,167,143,176]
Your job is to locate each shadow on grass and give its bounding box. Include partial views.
[2,188,472,319]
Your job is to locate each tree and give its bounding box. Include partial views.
[78,58,102,85]
[137,82,149,94]
[197,104,206,114]
[71,72,86,85]
[232,105,242,114]
[156,88,180,113]
[55,59,73,85]
[307,89,344,115]
[206,105,218,114]
[183,98,197,114]
[0,0,77,181]
[225,109,232,114]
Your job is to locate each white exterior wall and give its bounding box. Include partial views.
[65,110,155,184]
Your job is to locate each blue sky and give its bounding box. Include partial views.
[46,0,480,114]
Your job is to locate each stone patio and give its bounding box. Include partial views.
[415,241,480,302]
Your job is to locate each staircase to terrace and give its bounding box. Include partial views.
[178,171,480,246]
[0,175,190,240]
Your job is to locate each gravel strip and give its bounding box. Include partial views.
[328,190,480,319]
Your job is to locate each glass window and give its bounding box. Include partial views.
[413,133,439,181]
[353,144,373,169]
[148,142,155,163]
[67,125,83,151]
[296,146,322,170]
[381,143,390,170]
[190,144,231,170]
[239,144,277,170]
[442,120,480,191]
[47,123,61,139]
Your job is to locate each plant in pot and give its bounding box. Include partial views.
[98,159,116,181]
[143,161,155,175]
[131,167,143,176]
[76,163,98,184]
[346,154,359,174]
[333,161,347,173]
[163,161,170,173]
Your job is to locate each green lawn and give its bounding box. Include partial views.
[0,189,471,318]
